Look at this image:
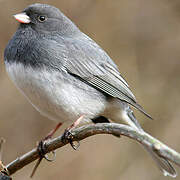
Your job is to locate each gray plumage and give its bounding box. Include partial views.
[4,3,176,177]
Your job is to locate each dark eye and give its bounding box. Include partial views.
[38,15,47,22]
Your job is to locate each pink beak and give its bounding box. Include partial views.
[13,12,31,24]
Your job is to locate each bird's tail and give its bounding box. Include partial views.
[124,106,177,178]
[143,145,177,177]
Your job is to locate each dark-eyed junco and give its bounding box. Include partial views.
[4,3,176,177]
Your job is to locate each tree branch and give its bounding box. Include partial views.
[5,123,180,176]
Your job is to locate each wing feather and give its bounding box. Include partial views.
[65,36,152,119]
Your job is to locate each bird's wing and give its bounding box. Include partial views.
[64,36,152,119]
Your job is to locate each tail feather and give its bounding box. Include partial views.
[123,105,177,177]
[143,145,177,178]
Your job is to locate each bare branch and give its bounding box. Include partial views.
[5,123,180,176]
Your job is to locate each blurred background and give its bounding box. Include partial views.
[1,0,180,179]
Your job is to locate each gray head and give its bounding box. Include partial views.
[14,3,80,35]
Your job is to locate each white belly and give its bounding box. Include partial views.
[5,62,107,123]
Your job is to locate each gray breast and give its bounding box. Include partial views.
[5,62,107,123]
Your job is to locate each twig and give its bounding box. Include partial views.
[5,123,180,176]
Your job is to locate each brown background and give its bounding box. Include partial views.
[0,0,180,179]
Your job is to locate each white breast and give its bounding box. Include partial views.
[5,62,107,123]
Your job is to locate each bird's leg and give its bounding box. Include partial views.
[30,122,63,178]
[44,122,63,141]
[62,115,84,150]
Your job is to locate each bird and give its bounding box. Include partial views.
[4,3,176,177]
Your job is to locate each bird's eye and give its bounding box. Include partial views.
[38,15,47,22]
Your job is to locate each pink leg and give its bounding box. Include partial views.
[38,122,63,156]
[44,122,63,140]
[31,117,83,177]
[68,115,84,130]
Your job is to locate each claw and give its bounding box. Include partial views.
[44,151,56,162]
[70,140,80,150]
[62,129,80,150]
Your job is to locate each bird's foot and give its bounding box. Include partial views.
[30,139,56,178]
[30,122,63,178]
[61,115,84,150]
[62,129,80,150]
[37,140,56,162]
